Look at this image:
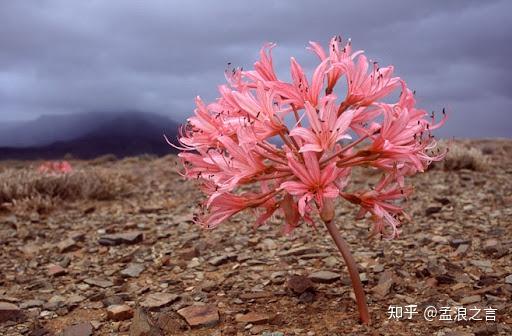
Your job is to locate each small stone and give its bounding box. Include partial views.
[436,274,456,284]
[373,264,384,273]
[425,205,442,216]
[235,311,272,324]
[187,258,201,269]
[62,322,93,336]
[434,196,451,205]
[471,260,492,270]
[179,247,199,260]
[359,273,368,283]
[455,244,469,255]
[90,320,102,330]
[482,239,501,255]
[270,271,286,285]
[107,304,133,321]
[261,238,277,250]
[177,304,219,327]
[0,302,24,322]
[201,280,218,292]
[431,235,448,244]
[47,263,67,276]
[450,238,470,248]
[58,238,79,253]
[129,308,160,336]
[120,263,145,278]
[84,277,114,288]
[239,292,271,300]
[372,271,394,298]
[474,324,498,336]
[463,204,474,212]
[103,295,124,307]
[69,231,86,242]
[140,293,179,310]
[155,311,188,334]
[287,275,314,294]
[460,295,481,305]
[299,253,330,260]
[20,299,44,309]
[308,271,340,284]
[505,274,512,284]
[280,246,320,257]
[322,256,338,268]
[98,231,143,246]
[208,254,236,266]
[251,325,268,334]
[67,295,86,306]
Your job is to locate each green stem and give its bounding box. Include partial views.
[324,220,370,325]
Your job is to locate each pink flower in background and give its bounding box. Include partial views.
[172,36,447,324]
[38,161,73,174]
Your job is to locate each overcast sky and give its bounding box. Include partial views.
[0,0,510,137]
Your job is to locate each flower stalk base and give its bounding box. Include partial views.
[324,220,370,325]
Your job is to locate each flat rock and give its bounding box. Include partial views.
[177,304,219,327]
[460,295,481,305]
[239,291,272,300]
[129,308,161,336]
[0,301,23,322]
[450,238,470,248]
[47,263,67,276]
[140,293,179,310]
[471,260,493,270]
[84,277,114,288]
[287,275,314,294]
[58,238,79,253]
[107,304,133,321]
[505,274,512,284]
[20,299,44,309]
[299,252,331,260]
[308,271,340,284]
[425,205,442,216]
[455,244,470,255]
[235,311,272,324]
[98,231,143,246]
[120,263,145,278]
[62,322,93,336]
[208,254,236,266]
[280,246,320,257]
[372,271,394,298]
[155,311,188,334]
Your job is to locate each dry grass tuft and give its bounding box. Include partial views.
[0,167,134,206]
[437,141,489,171]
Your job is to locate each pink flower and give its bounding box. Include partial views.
[290,97,353,152]
[38,161,73,174]
[280,152,340,216]
[172,36,446,238]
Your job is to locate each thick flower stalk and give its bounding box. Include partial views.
[172,36,446,324]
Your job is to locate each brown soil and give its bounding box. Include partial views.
[1,140,511,335]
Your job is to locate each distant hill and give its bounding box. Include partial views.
[0,111,181,160]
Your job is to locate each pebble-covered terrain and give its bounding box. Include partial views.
[0,140,511,335]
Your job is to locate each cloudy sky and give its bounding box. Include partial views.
[0,0,510,137]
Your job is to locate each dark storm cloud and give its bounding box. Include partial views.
[0,0,510,137]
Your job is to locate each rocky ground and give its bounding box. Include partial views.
[0,140,511,336]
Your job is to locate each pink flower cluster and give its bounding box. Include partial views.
[173,37,446,239]
[38,161,73,174]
